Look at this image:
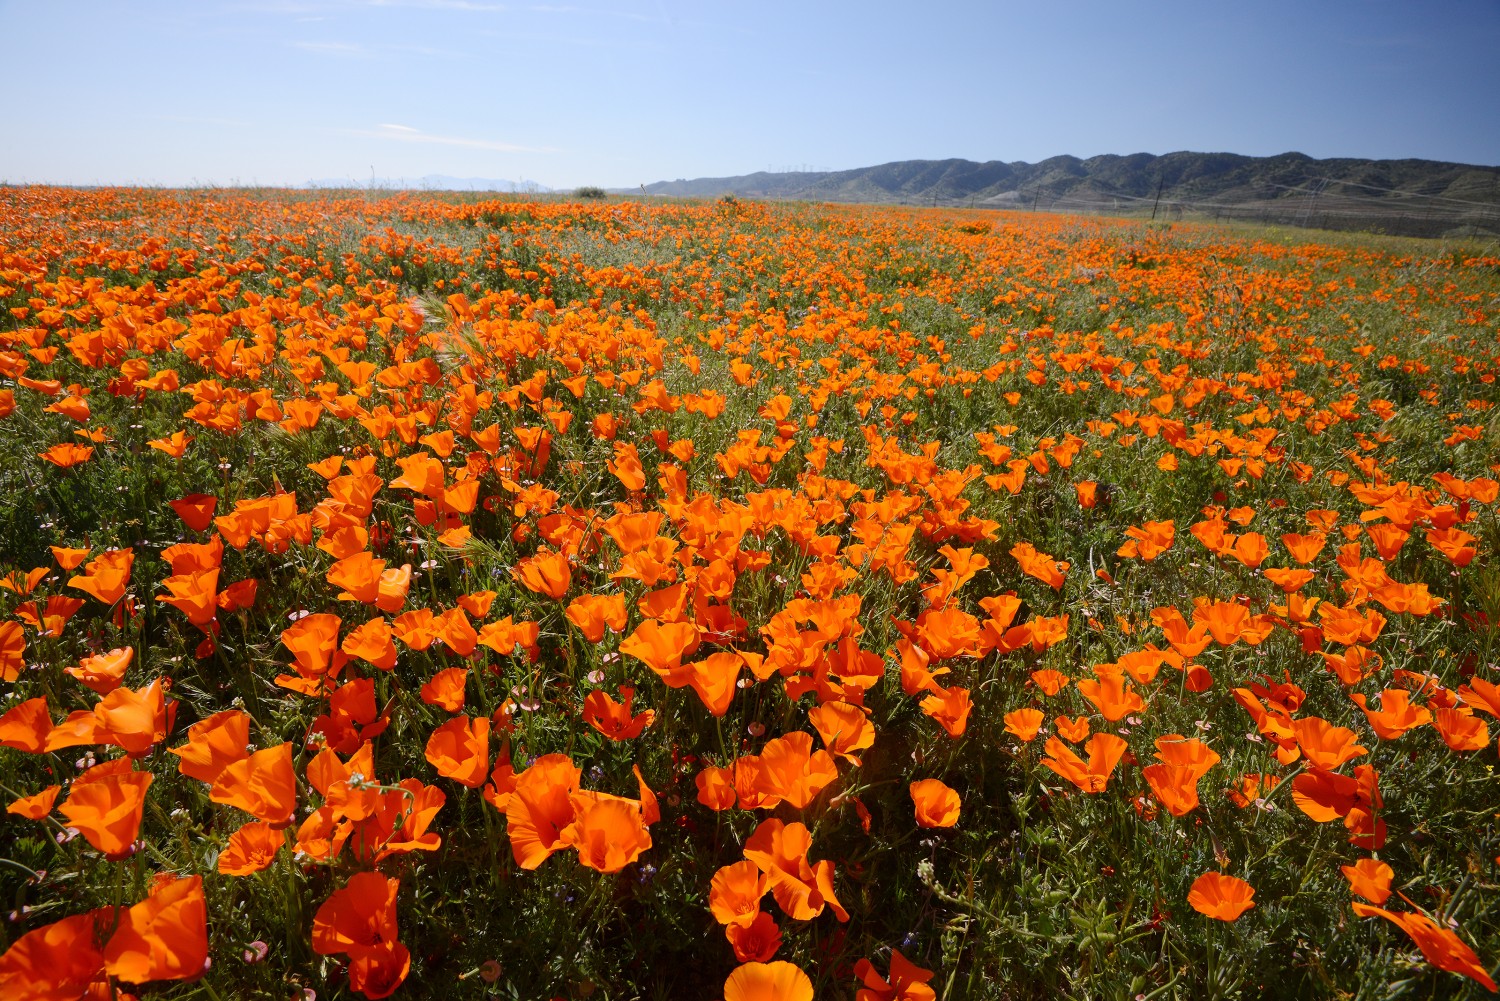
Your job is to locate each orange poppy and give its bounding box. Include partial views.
[711,860,768,926]
[6,784,60,820]
[808,701,875,764]
[1341,858,1393,904]
[1040,733,1127,793]
[583,686,656,740]
[169,709,250,783]
[59,759,153,858]
[0,909,112,999]
[726,912,783,964]
[342,617,398,671]
[513,550,572,599]
[210,742,297,826]
[753,732,839,810]
[696,765,737,811]
[65,647,134,694]
[1432,708,1489,752]
[1054,715,1090,743]
[504,753,583,869]
[565,592,629,643]
[561,789,653,873]
[910,778,961,828]
[419,667,468,712]
[1187,872,1255,921]
[312,872,410,999]
[854,949,938,1001]
[723,961,814,1001]
[1003,707,1045,742]
[919,686,972,738]
[167,494,217,532]
[219,820,286,876]
[424,716,491,787]
[1352,903,1496,991]
[0,621,25,683]
[742,818,849,922]
[1011,541,1068,590]
[0,696,52,753]
[619,618,701,682]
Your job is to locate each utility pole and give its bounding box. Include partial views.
[1150,175,1165,221]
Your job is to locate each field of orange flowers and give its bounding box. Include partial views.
[0,186,1497,1000]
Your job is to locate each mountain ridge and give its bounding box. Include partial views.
[627,152,1500,238]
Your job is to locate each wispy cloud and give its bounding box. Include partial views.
[346,123,556,153]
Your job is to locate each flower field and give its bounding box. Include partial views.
[0,186,1498,999]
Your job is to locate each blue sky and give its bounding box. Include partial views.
[2,0,1497,188]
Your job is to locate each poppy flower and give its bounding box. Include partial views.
[919,686,972,738]
[1187,872,1255,921]
[1075,668,1145,722]
[619,618,701,682]
[0,910,113,1001]
[1341,858,1393,904]
[0,621,26,683]
[65,647,134,695]
[723,961,813,1001]
[424,715,491,787]
[711,860,769,927]
[1003,707,1044,742]
[1292,717,1367,769]
[169,709,250,783]
[419,667,468,712]
[309,679,390,754]
[210,742,297,826]
[0,696,53,753]
[1432,708,1489,752]
[909,778,960,828]
[726,912,783,963]
[583,686,656,740]
[854,949,937,1001]
[808,701,875,764]
[1352,902,1496,991]
[1040,733,1127,793]
[504,753,583,869]
[696,765,737,811]
[59,759,153,858]
[156,569,220,627]
[69,549,133,606]
[219,820,286,876]
[513,550,572,599]
[167,494,216,532]
[342,617,398,671]
[101,875,209,984]
[312,872,410,998]
[561,790,653,873]
[565,592,629,642]
[753,731,839,809]
[1011,542,1067,589]
[1054,715,1090,743]
[279,613,346,690]
[743,818,848,922]
[685,652,746,716]
[6,784,60,820]
[1119,520,1175,560]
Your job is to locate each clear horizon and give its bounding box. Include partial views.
[2,0,1497,190]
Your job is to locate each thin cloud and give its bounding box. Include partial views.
[348,124,556,153]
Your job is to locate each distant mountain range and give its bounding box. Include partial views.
[307,174,552,193]
[629,153,1500,238]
